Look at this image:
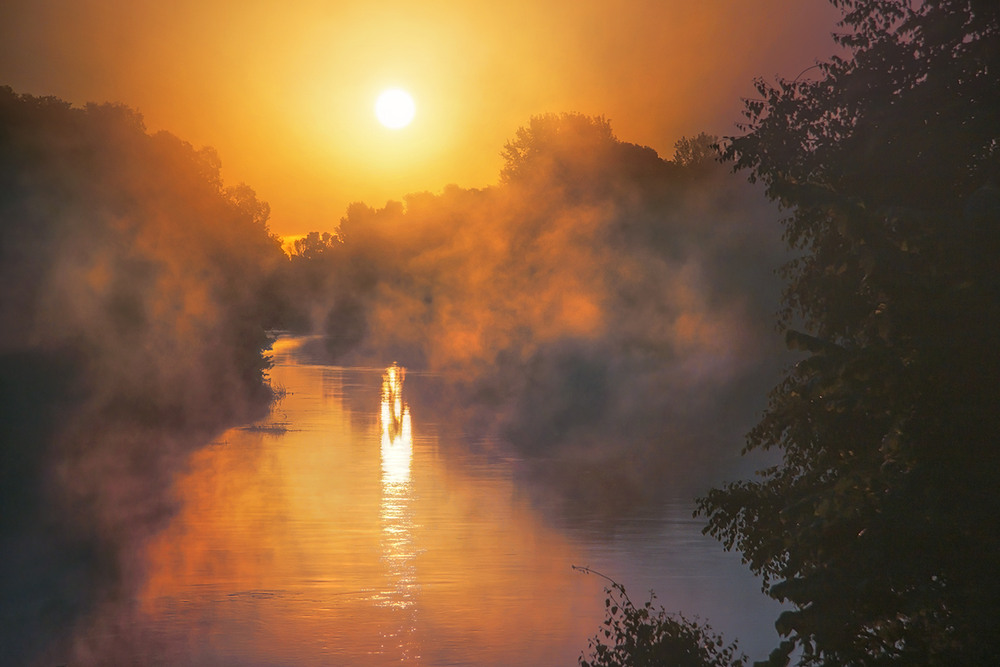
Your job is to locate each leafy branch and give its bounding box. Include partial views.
[574,566,747,667]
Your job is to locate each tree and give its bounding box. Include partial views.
[697,1,1000,665]
[672,132,719,170]
[499,112,672,194]
[576,567,747,667]
[500,112,616,183]
[293,230,341,260]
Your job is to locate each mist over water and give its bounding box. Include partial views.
[130,338,784,666]
[292,117,794,512]
[2,93,794,664]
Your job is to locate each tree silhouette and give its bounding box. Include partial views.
[500,112,616,184]
[576,567,747,667]
[672,132,719,170]
[293,230,340,260]
[499,112,672,195]
[698,1,1000,664]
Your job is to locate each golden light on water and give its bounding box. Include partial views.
[378,362,417,620]
[380,362,412,486]
[138,344,602,664]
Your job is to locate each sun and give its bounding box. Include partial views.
[375,88,416,129]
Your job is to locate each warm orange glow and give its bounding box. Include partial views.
[0,1,843,237]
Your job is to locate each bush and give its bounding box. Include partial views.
[577,567,747,667]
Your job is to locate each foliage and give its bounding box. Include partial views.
[698,1,1000,664]
[672,132,720,170]
[576,567,747,667]
[0,85,286,406]
[293,230,341,260]
[500,112,615,183]
[0,86,287,664]
[499,112,673,193]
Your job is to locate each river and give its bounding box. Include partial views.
[137,335,783,665]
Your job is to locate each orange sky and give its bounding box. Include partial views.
[0,0,841,237]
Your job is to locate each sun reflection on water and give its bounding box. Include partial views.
[377,363,419,659]
[380,363,412,488]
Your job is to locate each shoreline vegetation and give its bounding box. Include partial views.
[0,86,284,665]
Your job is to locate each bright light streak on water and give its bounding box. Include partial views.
[376,361,418,662]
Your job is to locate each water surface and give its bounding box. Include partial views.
[140,335,782,665]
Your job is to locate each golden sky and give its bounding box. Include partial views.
[0,0,841,237]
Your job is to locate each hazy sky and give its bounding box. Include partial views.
[0,0,841,237]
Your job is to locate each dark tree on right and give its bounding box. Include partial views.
[698,1,1000,665]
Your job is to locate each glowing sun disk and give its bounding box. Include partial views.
[375,89,416,129]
